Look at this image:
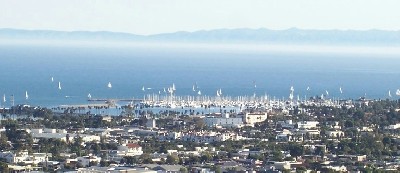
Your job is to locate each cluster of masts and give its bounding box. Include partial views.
[2,77,400,106]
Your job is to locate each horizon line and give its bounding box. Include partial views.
[1,27,400,36]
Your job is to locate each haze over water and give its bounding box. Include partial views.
[0,43,400,107]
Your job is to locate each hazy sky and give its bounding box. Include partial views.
[1,0,399,35]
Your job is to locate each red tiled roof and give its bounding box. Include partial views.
[126,143,141,148]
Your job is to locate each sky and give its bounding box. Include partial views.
[1,0,400,35]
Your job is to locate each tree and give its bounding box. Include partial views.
[179,167,188,173]
[166,155,179,165]
[289,144,304,158]
[0,161,9,173]
[211,165,222,173]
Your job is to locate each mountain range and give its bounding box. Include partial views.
[1,28,399,45]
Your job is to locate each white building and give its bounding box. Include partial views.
[244,113,268,126]
[77,155,102,167]
[325,130,345,138]
[297,121,319,129]
[204,115,243,128]
[0,150,51,164]
[116,143,144,156]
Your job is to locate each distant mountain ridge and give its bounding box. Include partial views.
[1,28,400,45]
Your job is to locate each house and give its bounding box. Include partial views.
[325,130,345,138]
[116,143,144,156]
[0,150,51,164]
[77,155,102,167]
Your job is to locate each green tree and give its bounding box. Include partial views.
[166,155,179,165]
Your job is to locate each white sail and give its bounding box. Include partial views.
[107,82,112,88]
[192,85,196,92]
[389,90,392,97]
[88,93,92,99]
[306,86,310,91]
[339,87,343,94]
[25,91,29,100]
[321,94,324,100]
[51,77,54,82]
[163,88,166,93]
[172,83,176,91]
[198,90,201,95]
[396,89,400,96]
[219,88,222,95]
[325,90,329,96]
[290,86,294,92]
[142,86,145,91]
[216,90,220,97]
[289,93,294,100]
[58,82,62,90]
[3,94,6,103]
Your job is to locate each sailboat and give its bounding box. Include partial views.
[58,82,62,90]
[25,91,29,100]
[306,86,310,91]
[192,85,196,92]
[216,89,221,97]
[396,89,400,96]
[339,87,343,94]
[142,86,145,91]
[197,90,201,95]
[389,90,392,97]
[3,94,6,103]
[172,83,176,91]
[107,82,112,89]
[289,93,294,100]
[325,90,329,96]
[290,86,294,92]
[51,77,54,82]
[87,93,92,99]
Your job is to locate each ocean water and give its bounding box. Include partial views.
[0,43,400,108]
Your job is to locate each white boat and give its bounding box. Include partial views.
[88,93,92,99]
[198,90,201,95]
[107,82,112,88]
[396,89,400,96]
[58,82,62,90]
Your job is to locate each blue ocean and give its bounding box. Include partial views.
[0,43,400,108]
